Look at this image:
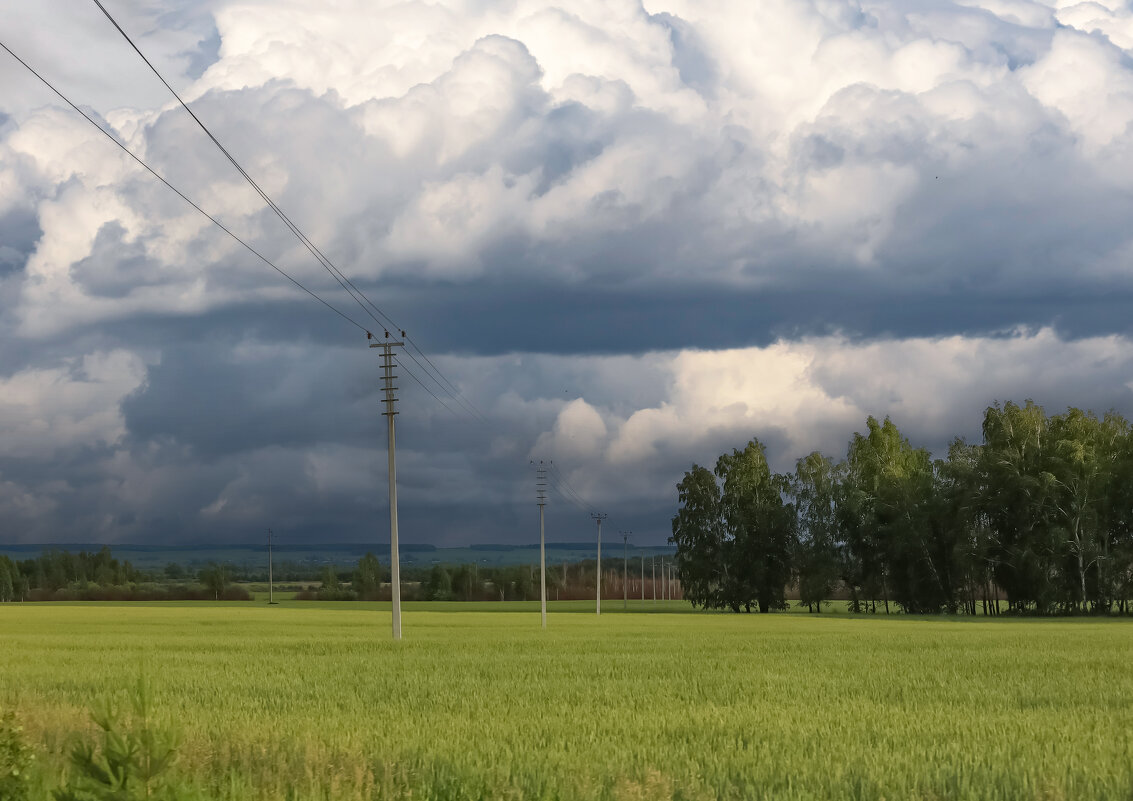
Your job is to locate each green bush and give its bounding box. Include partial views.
[0,709,35,801]
[53,678,204,801]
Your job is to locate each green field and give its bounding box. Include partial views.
[2,603,1131,800]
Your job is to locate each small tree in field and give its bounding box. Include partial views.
[424,565,452,600]
[197,564,230,601]
[352,553,382,600]
[0,561,13,603]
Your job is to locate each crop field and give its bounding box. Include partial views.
[2,603,1131,801]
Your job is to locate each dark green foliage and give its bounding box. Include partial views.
[424,565,453,600]
[197,563,231,601]
[351,552,382,600]
[791,452,842,613]
[318,566,340,591]
[671,439,794,613]
[0,709,36,801]
[0,559,13,603]
[670,464,726,609]
[53,678,201,801]
[674,403,1133,615]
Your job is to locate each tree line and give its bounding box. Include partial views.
[0,548,251,601]
[671,401,1133,615]
[298,557,679,602]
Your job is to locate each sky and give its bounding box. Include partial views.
[2,0,1133,547]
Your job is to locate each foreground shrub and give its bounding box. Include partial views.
[53,679,204,801]
[0,709,35,801]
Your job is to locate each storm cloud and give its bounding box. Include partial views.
[2,0,1133,545]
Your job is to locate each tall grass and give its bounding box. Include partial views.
[1,603,1131,800]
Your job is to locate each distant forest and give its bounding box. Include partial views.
[0,545,674,603]
[672,401,1133,615]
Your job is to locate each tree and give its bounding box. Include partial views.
[0,561,12,603]
[846,416,958,613]
[978,401,1059,613]
[790,452,842,612]
[318,566,340,591]
[352,553,382,600]
[717,439,796,613]
[938,439,996,615]
[450,564,478,601]
[424,565,452,601]
[670,464,727,610]
[1044,409,1129,612]
[198,564,230,601]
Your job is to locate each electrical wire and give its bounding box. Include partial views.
[545,463,596,516]
[0,38,370,335]
[91,0,486,425]
[3,34,458,425]
[548,461,594,512]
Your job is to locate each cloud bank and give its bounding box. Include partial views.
[1,0,1132,544]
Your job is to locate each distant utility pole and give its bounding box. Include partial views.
[652,556,656,602]
[535,461,548,629]
[267,529,277,605]
[640,554,644,602]
[591,513,607,616]
[370,330,404,641]
[620,531,631,610]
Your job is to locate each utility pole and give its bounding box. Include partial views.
[370,330,404,640]
[535,461,548,628]
[591,513,607,616]
[267,529,276,605]
[652,556,656,602]
[640,554,644,602]
[620,530,631,610]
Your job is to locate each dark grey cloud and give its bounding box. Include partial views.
[3,0,1133,547]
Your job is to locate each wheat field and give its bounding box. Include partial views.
[2,602,1131,800]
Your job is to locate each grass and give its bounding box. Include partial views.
[2,602,1131,800]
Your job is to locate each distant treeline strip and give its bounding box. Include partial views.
[672,401,1133,615]
[298,557,679,602]
[0,548,250,601]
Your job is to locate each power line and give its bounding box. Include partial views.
[545,475,587,514]
[548,461,593,512]
[401,364,461,420]
[2,35,462,423]
[545,467,585,508]
[90,0,485,425]
[405,336,489,423]
[0,38,369,335]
